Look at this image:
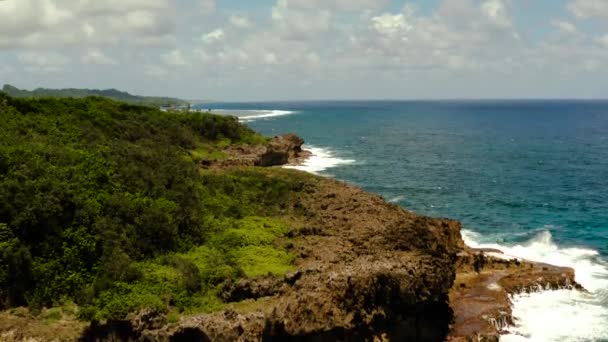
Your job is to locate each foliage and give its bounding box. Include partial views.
[473,252,486,273]
[0,93,305,320]
[2,84,189,108]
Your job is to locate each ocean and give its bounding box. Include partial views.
[195,100,608,341]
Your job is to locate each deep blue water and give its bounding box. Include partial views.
[197,100,608,257]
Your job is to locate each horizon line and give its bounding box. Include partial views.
[191,97,608,104]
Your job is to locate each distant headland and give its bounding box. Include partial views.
[1,84,191,109]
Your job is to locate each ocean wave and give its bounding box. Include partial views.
[209,109,297,122]
[388,195,406,203]
[284,145,355,175]
[462,229,608,341]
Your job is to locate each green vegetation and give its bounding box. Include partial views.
[0,93,309,321]
[473,252,486,273]
[2,84,190,108]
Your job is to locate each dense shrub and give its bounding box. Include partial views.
[0,94,301,318]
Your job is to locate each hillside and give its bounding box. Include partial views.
[0,93,297,319]
[0,93,462,341]
[1,84,189,108]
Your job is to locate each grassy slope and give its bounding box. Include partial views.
[0,93,312,322]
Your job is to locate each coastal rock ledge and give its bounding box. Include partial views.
[200,133,312,169]
[11,134,582,342]
[80,175,583,341]
[82,176,464,341]
[448,248,581,342]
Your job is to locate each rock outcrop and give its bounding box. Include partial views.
[77,135,586,342]
[257,133,311,167]
[447,249,582,342]
[81,177,464,341]
[201,134,312,169]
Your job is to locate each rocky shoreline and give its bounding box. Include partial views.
[80,172,464,341]
[0,134,585,341]
[198,133,312,169]
[448,249,581,341]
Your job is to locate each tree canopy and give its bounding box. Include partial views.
[0,93,305,320]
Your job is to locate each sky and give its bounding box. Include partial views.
[0,0,607,101]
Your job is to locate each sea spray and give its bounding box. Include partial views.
[463,229,608,341]
[284,145,355,174]
[208,109,298,122]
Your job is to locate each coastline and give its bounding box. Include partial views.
[448,248,581,341]
[0,130,595,341]
[180,131,601,340]
[287,143,588,341]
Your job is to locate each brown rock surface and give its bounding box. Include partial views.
[201,134,312,169]
[75,136,586,342]
[13,134,583,342]
[80,177,464,342]
[258,133,311,166]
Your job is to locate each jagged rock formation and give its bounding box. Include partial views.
[447,249,582,342]
[76,136,586,342]
[257,133,310,166]
[201,133,312,169]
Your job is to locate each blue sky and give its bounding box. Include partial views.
[1,0,607,101]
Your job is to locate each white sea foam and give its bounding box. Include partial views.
[388,195,406,203]
[284,145,355,175]
[462,229,608,341]
[239,110,296,122]
[209,109,297,122]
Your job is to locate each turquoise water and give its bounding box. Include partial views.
[197,100,608,340]
[203,100,608,255]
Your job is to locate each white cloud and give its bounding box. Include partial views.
[107,10,173,36]
[275,0,387,12]
[0,65,15,75]
[77,0,169,15]
[82,23,95,38]
[40,0,72,27]
[597,34,608,47]
[18,51,70,72]
[568,0,608,19]
[200,0,215,13]
[1,0,607,100]
[202,29,225,44]
[161,49,189,66]
[82,49,117,65]
[0,0,175,48]
[350,0,521,74]
[264,52,279,65]
[306,52,321,64]
[0,0,71,34]
[271,0,332,40]
[230,15,252,29]
[481,0,512,28]
[372,13,413,37]
[144,64,169,78]
[553,20,578,34]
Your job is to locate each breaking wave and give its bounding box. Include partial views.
[462,229,608,341]
[284,145,355,175]
[209,109,297,122]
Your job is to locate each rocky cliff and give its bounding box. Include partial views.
[1,134,585,342]
[81,177,464,341]
[200,133,312,169]
[76,137,584,342]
